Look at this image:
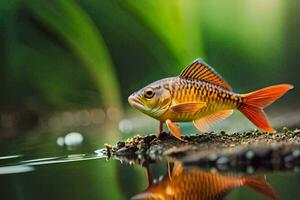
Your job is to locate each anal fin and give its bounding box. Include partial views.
[193,109,233,132]
[166,119,185,142]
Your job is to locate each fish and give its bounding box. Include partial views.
[128,58,293,141]
[131,162,280,200]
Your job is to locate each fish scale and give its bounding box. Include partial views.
[166,77,240,121]
[169,169,241,200]
[131,164,280,200]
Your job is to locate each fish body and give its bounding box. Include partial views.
[128,58,293,140]
[156,77,240,122]
[147,169,242,200]
[131,164,279,200]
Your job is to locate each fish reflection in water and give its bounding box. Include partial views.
[132,162,280,200]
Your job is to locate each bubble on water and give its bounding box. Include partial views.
[56,136,65,146]
[118,119,133,134]
[57,132,84,147]
[64,132,84,146]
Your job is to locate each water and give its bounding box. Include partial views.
[0,128,300,200]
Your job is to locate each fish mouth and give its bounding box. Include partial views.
[128,94,144,110]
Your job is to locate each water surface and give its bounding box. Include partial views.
[0,128,299,200]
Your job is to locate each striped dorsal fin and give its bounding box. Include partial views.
[179,58,232,91]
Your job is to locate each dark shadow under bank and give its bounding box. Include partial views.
[101,128,300,173]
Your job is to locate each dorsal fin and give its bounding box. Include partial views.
[179,58,232,91]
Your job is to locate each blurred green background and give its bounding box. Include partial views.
[2,0,299,139]
[1,0,299,115]
[0,1,300,199]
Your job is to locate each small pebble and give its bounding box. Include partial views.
[117,141,125,148]
[282,127,289,133]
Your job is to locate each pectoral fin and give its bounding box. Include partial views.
[170,102,206,114]
[166,119,185,142]
[193,109,233,132]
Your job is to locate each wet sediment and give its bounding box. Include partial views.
[103,128,300,172]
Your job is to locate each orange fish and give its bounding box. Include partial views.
[128,58,293,140]
[131,163,280,200]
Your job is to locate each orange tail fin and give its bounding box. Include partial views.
[239,84,293,133]
[243,176,280,200]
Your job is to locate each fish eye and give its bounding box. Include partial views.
[144,88,155,99]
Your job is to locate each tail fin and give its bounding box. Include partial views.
[239,84,293,133]
[243,176,280,200]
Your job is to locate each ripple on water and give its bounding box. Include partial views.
[0,155,22,160]
[0,165,34,175]
[0,151,107,175]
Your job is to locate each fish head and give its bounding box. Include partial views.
[128,80,172,119]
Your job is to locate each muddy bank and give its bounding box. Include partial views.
[102,128,300,171]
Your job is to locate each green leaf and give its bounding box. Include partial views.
[119,0,205,66]
[26,0,123,111]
